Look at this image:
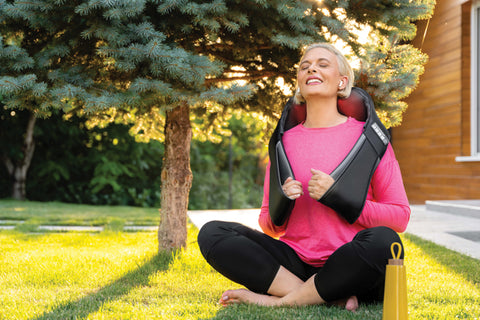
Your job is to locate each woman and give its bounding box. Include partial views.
[197,43,410,311]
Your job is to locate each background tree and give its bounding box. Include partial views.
[0,106,35,200]
[0,0,101,200]
[0,0,435,251]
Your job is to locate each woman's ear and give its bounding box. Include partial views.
[338,76,348,89]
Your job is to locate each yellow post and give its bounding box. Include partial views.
[382,242,408,320]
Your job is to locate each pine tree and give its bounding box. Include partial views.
[0,0,435,250]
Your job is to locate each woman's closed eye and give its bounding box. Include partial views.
[300,64,310,70]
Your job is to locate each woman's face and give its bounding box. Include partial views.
[297,47,346,102]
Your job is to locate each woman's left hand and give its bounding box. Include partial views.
[308,168,334,200]
[282,177,304,200]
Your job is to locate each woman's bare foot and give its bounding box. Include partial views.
[218,288,358,311]
[218,289,281,307]
[329,295,359,312]
[345,295,359,312]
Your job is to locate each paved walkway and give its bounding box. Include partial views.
[188,204,480,260]
[406,203,480,260]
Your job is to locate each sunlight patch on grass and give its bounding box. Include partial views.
[402,235,480,319]
[0,230,159,319]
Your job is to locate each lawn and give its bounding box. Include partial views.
[0,200,159,227]
[0,200,479,319]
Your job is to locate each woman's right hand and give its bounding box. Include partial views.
[282,177,304,200]
[308,168,334,200]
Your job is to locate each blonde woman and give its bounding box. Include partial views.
[198,43,410,311]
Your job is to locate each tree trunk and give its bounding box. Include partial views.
[158,103,193,251]
[2,112,36,201]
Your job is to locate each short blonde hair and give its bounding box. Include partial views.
[294,43,354,104]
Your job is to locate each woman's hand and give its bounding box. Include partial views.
[282,177,303,200]
[308,168,334,200]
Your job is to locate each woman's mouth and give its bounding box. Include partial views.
[306,77,323,85]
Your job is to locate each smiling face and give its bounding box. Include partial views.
[296,47,347,103]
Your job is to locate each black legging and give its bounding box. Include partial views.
[197,221,403,303]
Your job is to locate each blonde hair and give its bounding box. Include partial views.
[294,43,354,104]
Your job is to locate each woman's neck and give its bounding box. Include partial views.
[303,97,347,128]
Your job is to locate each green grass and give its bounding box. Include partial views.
[0,200,159,227]
[0,201,479,319]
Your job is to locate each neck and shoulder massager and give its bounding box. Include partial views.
[268,87,390,226]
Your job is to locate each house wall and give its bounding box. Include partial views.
[391,0,480,203]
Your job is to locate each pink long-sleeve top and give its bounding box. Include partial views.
[259,117,410,267]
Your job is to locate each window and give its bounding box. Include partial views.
[457,0,480,161]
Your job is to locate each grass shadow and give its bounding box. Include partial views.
[204,303,383,320]
[403,233,480,287]
[30,250,176,320]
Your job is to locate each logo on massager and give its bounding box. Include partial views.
[371,123,389,145]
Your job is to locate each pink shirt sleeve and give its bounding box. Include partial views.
[356,144,411,232]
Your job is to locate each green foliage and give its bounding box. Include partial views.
[355,38,429,128]
[0,107,265,209]
[189,111,267,209]
[2,109,165,207]
[1,0,436,132]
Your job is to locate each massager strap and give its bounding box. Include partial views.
[268,101,296,226]
[319,124,389,223]
[319,88,390,223]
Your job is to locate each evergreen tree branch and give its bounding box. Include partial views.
[205,72,290,85]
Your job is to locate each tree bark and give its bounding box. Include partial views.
[2,112,36,200]
[158,102,193,251]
